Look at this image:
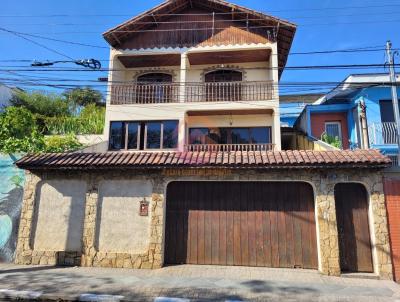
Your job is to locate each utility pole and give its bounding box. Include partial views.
[386,41,400,165]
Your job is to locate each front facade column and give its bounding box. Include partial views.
[272,110,282,150]
[179,52,188,103]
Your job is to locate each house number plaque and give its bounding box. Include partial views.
[139,199,149,216]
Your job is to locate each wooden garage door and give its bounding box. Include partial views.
[165,182,318,269]
[335,183,373,273]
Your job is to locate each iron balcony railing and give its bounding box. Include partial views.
[184,143,275,152]
[388,155,399,167]
[369,122,398,145]
[110,81,274,105]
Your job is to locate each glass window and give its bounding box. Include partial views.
[380,100,400,123]
[109,122,125,150]
[209,128,223,144]
[231,128,250,144]
[127,123,139,149]
[163,121,179,149]
[189,128,209,144]
[325,122,342,140]
[250,127,271,144]
[146,122,162,149]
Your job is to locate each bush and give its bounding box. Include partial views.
[45,104,105,135]
[0,107,45,153]
[44,135,83,153]
[321,133,342,149]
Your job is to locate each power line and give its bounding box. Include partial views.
[0,27,108,49]
[0,45,391,61]
[2,3,400,18]
[1,15,398,36]
[0,27,74,60]
[0,62,396,72]
[4,10,400,26]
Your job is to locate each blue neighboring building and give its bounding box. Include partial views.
[294,73,400,165]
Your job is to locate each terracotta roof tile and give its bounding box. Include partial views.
[15,149,391,170]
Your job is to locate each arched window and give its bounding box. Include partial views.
[204,69,242,83]
[136,73,173,103]
[137,73,172,84]
[204,69,242,102]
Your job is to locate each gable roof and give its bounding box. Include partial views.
[314,73,400,105]
[16,149,390,171]
[103,0,297,78]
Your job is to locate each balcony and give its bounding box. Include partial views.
[110,81,274,105]
[185,143,275,152]
[369,122,398,145]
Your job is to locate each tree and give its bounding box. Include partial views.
[63,87,104,108]
[10,91,71,117]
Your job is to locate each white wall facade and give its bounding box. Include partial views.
[104,42,281,151]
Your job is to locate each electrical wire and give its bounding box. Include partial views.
[0,63,396,72]
[0,27,74,60]
[2,3,400,17]
[0,27,108,49]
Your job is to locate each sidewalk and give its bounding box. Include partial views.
[0,263,399,301]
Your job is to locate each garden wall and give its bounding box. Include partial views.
[0,154,24,262]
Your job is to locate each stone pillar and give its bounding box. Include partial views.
[315,179,341,276]
[81,187,99,267]
[149,192,165,268]
[369,179,393,279]
[15,171,39,265]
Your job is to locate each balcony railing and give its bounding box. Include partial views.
[369,122,398,145]
[185,143,275,152]
[110,81,274,105]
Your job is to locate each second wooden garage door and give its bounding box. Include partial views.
[165,182,318,269]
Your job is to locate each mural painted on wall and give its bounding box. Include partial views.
[0,154,24,262]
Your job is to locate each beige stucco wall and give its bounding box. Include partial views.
[103,43,281,151]
[15,167,393,279]
[33,180,86,252]
[97,180,152,254]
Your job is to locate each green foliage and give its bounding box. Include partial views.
[0,107,45,153]
[43,135,83,153]
[1,89,104,154]
[45,104,105,135]
[63,87,104,108]
[11,91,71,117]
[321,133,342,149]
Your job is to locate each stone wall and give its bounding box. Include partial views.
[15,167,393,279]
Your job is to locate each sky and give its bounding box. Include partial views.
[0,0,400,96]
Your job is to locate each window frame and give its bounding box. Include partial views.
[144,120,179,150]
[109,120,179,151]
[125,122,140,151]
[188,126,272,145]
[324,121,342,141]
[109,121,140,151]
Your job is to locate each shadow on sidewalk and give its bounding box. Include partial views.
[0,265,68,274]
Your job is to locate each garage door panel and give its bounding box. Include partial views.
[255,186,265,267]
[247,184,257,267]
[165,182,317,269]
[197,185,206,265]
[278,187,288,268]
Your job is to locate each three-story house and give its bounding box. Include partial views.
[15,0,394,280]
[101,0,296,153]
